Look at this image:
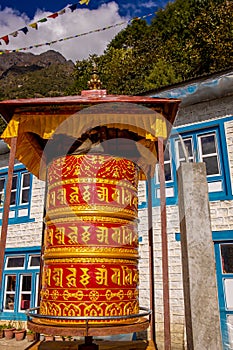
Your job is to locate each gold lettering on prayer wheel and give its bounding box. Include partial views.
[39,154,140,325]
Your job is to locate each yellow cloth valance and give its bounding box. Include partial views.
[1,106,167,181]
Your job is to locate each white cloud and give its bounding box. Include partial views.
[140,1,159,9]
[0,2,128,62]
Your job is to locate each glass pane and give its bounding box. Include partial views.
[164,163,172,181]
[29,256,40,267]
[22,173,30,187]
[5,294,15,310]
[12,175,17,190]
[178,139,193,159]
[0,178,5,191]
[21,189,29,204]
[10,191,16,205]
[0,178,4,206]
[203,156,219,175]
[7,257,25,268]
[20,294,31,310]
[22,275,32,291]
[6,275,16,291]
[224,279,233,309]
[164,147,170,162]
[221,244,233,273]
[0,194,4,206]
[201,134,216,155]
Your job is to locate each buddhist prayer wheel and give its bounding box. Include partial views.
[39,153,140,325]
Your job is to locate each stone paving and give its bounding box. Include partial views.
[0,337,32,350]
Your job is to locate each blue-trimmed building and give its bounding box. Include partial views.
[0,69,232,349]
[137,69,233,349]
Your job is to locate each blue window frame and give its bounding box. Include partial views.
[0,247,41,321]
[214,231,233,349]
[176,230,233,348]
[152,140,176,206]
[0,164,34,224]
[149,117,233,207]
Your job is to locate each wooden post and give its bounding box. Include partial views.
[158,137,171,350]
[0,137,17,291]
[147,169,156,347]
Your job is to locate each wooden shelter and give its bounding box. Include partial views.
[0,81,180,350]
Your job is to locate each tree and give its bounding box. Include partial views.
[187,0,233,75]
[144,59,182,91]
[64,0,233,95]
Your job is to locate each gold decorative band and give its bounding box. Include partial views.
[43,246,139,260]
[44,257,138,264]
[36,299,139,325]
[45,206,137,221]
[45,216,138,225]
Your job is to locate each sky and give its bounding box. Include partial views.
[0,1,171,62]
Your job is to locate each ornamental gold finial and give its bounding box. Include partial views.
[88,63,102,90]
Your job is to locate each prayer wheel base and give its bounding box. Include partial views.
[78,337,99,350]
[27,317,149,338]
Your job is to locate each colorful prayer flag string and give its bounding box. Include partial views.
[0,1,91,45]
[0,12,154,55]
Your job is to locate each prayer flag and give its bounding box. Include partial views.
[69,4,78,12]
[19,27,29,35]
[29,23,38,30]
[48,13,59,19]
[79,0,90,4]
[1,36,9,45]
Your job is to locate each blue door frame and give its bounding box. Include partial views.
[213,231,233,349]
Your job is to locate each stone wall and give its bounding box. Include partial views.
[138,204,184,349]
[174,94,233,127]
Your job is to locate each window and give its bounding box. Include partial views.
[175,137,194,164]
[4,275,16,311]
[214,234,233,349]
[19,275,32,311]
[0,177,5,206]
[20,173,30,204]
[28,255,40,269]
[0,165,33,224]
[198,133,220,176]
[153,142,175,204]
[6,256,25,269]
[177,129,226,197]
[221,244,233,274]
[1,249,41,320]
[150,119,233,206]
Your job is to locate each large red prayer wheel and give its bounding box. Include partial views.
[39,154,140,325]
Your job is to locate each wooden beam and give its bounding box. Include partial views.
[147,170,157,348]
[158,137,171,350]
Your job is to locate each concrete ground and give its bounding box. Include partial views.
[0,338,153,350]
[0,337,33,350]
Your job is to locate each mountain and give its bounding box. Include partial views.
[0,50,75,100]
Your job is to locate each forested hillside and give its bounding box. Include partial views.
[69,0,232,95]
[0,51,74,100]
[0,0,232,101]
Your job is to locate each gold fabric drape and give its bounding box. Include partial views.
[1,110,167,180]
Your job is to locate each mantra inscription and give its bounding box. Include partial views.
[40,154,140,325]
